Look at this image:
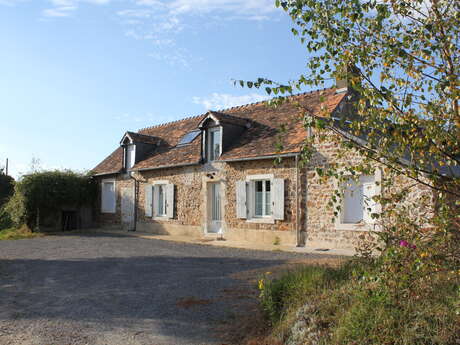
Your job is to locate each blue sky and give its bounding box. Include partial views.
[0,0,312,178]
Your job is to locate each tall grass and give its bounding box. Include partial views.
[0,225,43,240]
[258,260,460,345]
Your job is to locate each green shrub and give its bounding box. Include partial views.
[0,206,13,230]
[3,170,96,229]
[0,172,14,207]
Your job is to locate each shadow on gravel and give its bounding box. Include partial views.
[0,254,281,343]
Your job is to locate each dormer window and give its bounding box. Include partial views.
[126,144,136,169]
[120,131,159,171]
[207,127,221,161]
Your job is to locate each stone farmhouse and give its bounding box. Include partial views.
[91,86,429,250]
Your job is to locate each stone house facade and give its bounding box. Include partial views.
[91,87,430,249]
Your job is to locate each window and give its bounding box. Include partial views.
[101,179,116,213]
[235,175,284,222]
[154,184,167,217]
[341,175,377,224]
[207,127,221,161]
[254,180,272,217]
[126,144,136,169]
[177,130,201,146]
[145,182,175,219]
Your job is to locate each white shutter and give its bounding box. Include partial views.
[166,183,175,219]
[236,180,247,219]
[144,184,153,217]
[273,178,285,220]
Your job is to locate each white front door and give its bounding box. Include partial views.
[121,187,135,231]
[208,182,222,234]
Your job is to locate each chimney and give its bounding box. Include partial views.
[335,64,360,93]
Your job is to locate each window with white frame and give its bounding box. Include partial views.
[254,180,272,217]
[101,179,116,213]
[144,182,175,219]
[341,175,377,224]
[236,175,284,222]
[207,127,221,161]
[126,144,136,169]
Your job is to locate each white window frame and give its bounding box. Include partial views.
[152,180,169,219]
[246,174,275,224]
[335,169,382,231]
[207,127,222,162]
[101,178,116,214]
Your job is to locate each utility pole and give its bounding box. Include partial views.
[5,158,8,176]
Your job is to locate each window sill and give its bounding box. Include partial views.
[153,216,169,221]
[101,210,116,214]
[335,222,379,232]
[247,217,275,224]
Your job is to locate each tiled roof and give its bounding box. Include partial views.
[91,88,347,175]
[200,111,249,128]
[125,131,161,145]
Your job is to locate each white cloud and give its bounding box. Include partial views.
[42,0,112,18]
[193,92,270,110]
[167,0,276,16]
[43,5,76,16]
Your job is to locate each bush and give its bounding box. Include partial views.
[3,170,96,229]
[0,207,13,230]
[0,172,14,207]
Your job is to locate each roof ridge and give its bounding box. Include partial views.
[215,86,335,112]
[137,114,204,133]
[137,86,336,133]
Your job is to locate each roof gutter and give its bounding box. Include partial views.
[91,171,120,177]
[134,162,200,172]
[219,152,300,163]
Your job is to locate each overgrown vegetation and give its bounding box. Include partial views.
[3,170,96,230]
[258,261,459,345]
[0,171,14,207]
[0,171,15,230]
[0,225,43,240]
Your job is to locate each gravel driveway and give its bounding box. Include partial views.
[0,233,333,345]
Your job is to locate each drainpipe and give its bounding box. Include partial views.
[295,154,302,247]
[129,171,138,232]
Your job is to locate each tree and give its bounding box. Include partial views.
[239,0,459,306]
[0,171,14,207]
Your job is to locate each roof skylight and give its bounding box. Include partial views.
[177,130,201,146]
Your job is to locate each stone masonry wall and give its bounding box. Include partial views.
[95,175,133,227]
[305,130,433,249]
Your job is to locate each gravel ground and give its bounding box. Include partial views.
[0,233,336,345]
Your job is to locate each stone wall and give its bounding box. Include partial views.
[94,175,133,228]
[124,158,299,245]
[304,131,433,249]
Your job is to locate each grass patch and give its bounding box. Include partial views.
[0,225,43,240]
[257,260,460,345]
